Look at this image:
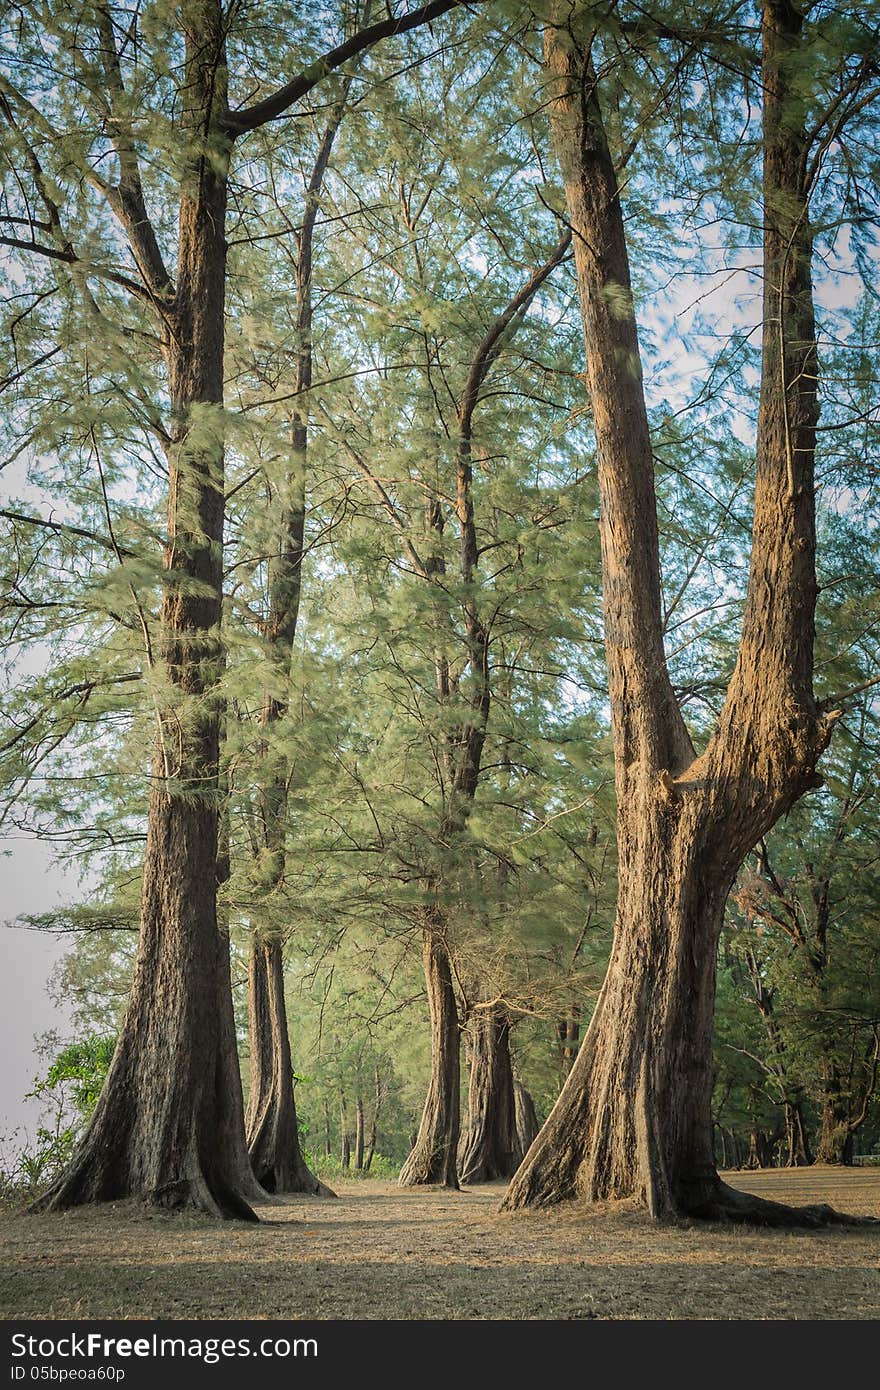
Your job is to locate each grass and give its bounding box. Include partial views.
[0,1167,878,1320]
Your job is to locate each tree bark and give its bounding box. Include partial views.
[340,1093,351,1170]
[399,922,461,1187]
[458,1009,523,1183]
[244,95,351,1194]
[503,3,844,1226]
[557,1009,580,1084]
[354,1096,365,1170]
[814,1062,855,1164]
[36,4,263,1220]
[363,1064,382,1171]
[514,1081,539,1158]
[245,939,332,1194]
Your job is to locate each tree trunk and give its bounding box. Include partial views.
[340,1094,351,1170]
[244,99,350,1194]
[36,5,263,1220]
[742,948,812,1166]
[504,4,844,1227]
[458,1009,522,1184]
[245,938,333,1195]
[506,859,735,1212]
[816,1122,855,1166]
[322,1098,332,1159]
[815,1063,855,1164]
[556,1009,580,1084]
[744,1129,772,1170]
[399,923,461,1187]
[513,1081,539,1157]
[354,1096,365,1170]
[393,239,568,1191]
[717,1127,730,1171]
[784,1101,813,1167]
[364,1064,382,1171]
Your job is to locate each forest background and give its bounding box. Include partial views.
[0,0,878,1205]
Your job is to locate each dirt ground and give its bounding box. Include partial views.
[1,1167,878,1320]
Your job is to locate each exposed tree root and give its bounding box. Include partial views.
[680,1178,872,1228]
[33,1168,261,1223]
[30,1092,267,1223]
[501,1173,874,1228]
[398,1147,461,1189]
[251,1155,336,1199]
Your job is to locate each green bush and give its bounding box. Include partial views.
[2,1035,118,1200]
[315,1152,399,1181]
[36,1036,117,1115]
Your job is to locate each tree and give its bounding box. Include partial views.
[727,700,880,1164]
[239,63,357,1203]
[458,1006,523,1183]
[504,0,877,1223]
[1,0,470,1219]
[287,45,585,1187]
[5,0,876,1228]
[713,933,813,1168]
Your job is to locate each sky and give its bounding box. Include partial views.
[0,838,76,1150]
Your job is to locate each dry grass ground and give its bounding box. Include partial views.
[0,1167,878,1320]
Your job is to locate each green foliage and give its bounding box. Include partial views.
[1,1034,116,1200]
[315,1153,399,1182]
[1,0,879,1180]
[33,1035,117,1118]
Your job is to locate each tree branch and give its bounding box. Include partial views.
[325,417,430,579]
[93,4,176,305]
[458,228,572,443]
[0,674,142,756]
[0,508,136,558]
[0,234,153,303]
[224,0,471,135]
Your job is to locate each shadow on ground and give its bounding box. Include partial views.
[1,1169,878,1319]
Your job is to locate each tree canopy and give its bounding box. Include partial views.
[1,0,878,1216]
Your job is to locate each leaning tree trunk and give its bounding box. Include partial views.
[504,3,844,1226]
[458,1009,522,1184]
[245,938,332,1195]
[784,1101,813,1167]
[514,1081,539,1158]
[399,923,461,1187]
[36,6,263,1219]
